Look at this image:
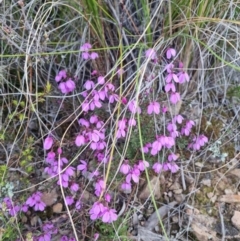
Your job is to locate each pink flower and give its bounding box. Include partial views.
[84,80,95,90]
[77,160,87,173]
[58,82,68,94]
[70,183,79,192]
[121,97,128,105]
[121,181,132,192]
[78,118,90,127]
[93,233,99,241]
[117,68,124,77]
[80,43,92,51]
[166,48,176,59]
[65,79,76,92]
[168,153,179,161]
[82,52,90,60]
[192,134,208,150]
[102,208,118,223]
[89,202,106,220]
[151,139,162,155]
[141,143,152,153]
[75,135,86,147]
[75,200,81,210]
[137,160,149,171]
[170,92,181,104]
[165,72,179,83]
[126,166,140,183]
[165,82,176,92]
[152,162,163,174]
[128,100,141,114]
[147,101,160,115]
[90,52,99,60]
[104,193,111,203]
[178,71,190,83]
[145,48,157,60]
[128,118,136,127]
[167,123,179,138]
[94,179,106,197]
[26,192,46,211]
[59,70,67,78]
[55,75,62,82]
[43,136,54,150]
[91,70,98,75]
[97,76,105,85]
[173,115,184,124]
[165,63,174,73]
[65,196,74,206]
[120,161,131,175]
[164,162,179,173]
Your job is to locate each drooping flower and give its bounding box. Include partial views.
[152,162,163,174]
[147,101,160,115]
[43,136,53,150]
[102,208,118,223]
[120,160,131,175]
[166,48,176,59]
[89,202,106,220]
[145,48,157,61]
[170,92,181,104]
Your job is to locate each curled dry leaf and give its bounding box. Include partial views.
[53,203,63,213]
[41,188,58,206]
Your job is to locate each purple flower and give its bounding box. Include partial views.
[75,200,81,210]
[26,192,46,211]
[80,43,92,51]
[165,82,176,92]
[43,136,53,150]
[137,160,149,171]
[102,208,118,223]
[93,233,99,241]
[58,82,68,94]
[60,236,69,241]
[65,79,76,92]
[165,72,179,84]
[178,71,190,83]
[128,118,136,126]
[65,196,74,206]
[84,80,95,90]
[90,52,99,60]
[89,202,106,220]
[168,153,179,162]
[9,205,20,216]
[75,134,86,147]
[170,92,181,104]
[145,48,157,61]
[152,162,163,174]
[126,166,140,183]
[58,70,67,79]
[70,183,79,192]
[147,101,160,115]
[104,193,111,203]
[21,204,29,212]
[82,52,90,60]
[97,76,105,85]
[173,115,184,124]
[128,100,141,114]
[120,161,131,175]
[94,179,106,197]
[121,181,132,192]
[166,48,176,59]
[38,233,51,241]
[141,143,152,153]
